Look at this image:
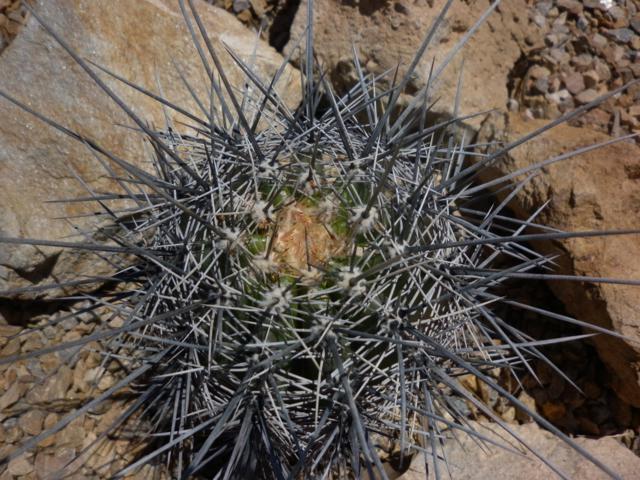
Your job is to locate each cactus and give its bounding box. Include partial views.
[0,0,638,478]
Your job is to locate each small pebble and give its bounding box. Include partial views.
[549,48,571,63]
[532,12,546,28]
[557,0,583,15]
[533,77,549,94]
[590,32,608,49]
[571,53,593,70]
[529,64,551,79]
[575,89,600,105]
[607,6,628,26]
[583,70,600,89]
[536,0,553,16]
[546,88,572,105]
[232,0,250,13]
[576,15,589,31]
[605,28,635,44]
[563,71,586,94]
[7,453,34,476]
[583,0,610,11]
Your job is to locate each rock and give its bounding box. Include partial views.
[400,421,640,479]
[34,448,76,479]
[533,77,549,94]
[576,14,589,31]
[629,104,640,117]
[571,53,593,70]
[284,0,526,130]
[605,28,635,44]
[574,88,599,104]
[593,58,612,82]
[7,453,34,476]
[17,409,44,436]
[590,32,608,49]
[536,1,553,16]
[605,44,627,65]
[563,71,585,94]
[583,70,600,89]
[548,47,571,64]
[546,89,572,105]
[584,0,611,11]
[529,65,551,80]
[0,381,25,411]
[542,401,567,422]
[477,113,640,406]
[232,0,250,13]
[56,416,85,449]
[2,418,22,443]
[26,364,72,403]
[557,0,583,16]
[545,33,562,47]
[0,0,301,299]
[0,337,19,356]
[631,15,640,34]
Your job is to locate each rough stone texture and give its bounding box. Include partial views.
[0,306,170,478]
[0,0,300,299]
[477,112,640,407]
[400,421,640,479]
[284,0,529,129]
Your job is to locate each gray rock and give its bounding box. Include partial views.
[232,0,251,13]
[631,16,640,34]
[606,28,635,44]
[576,14,589,31]
[549,48,571,64]
[608,6,628,24]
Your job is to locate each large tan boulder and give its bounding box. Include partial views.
[477,113,640,407]
[285,0,532,129]
[0,0,300,299]
[400,421,640,479]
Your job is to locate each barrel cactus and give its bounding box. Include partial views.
[0,0,637,478]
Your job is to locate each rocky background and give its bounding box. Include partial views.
[1,0,640,479]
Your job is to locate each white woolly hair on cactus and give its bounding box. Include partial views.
[0,0,639,479]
